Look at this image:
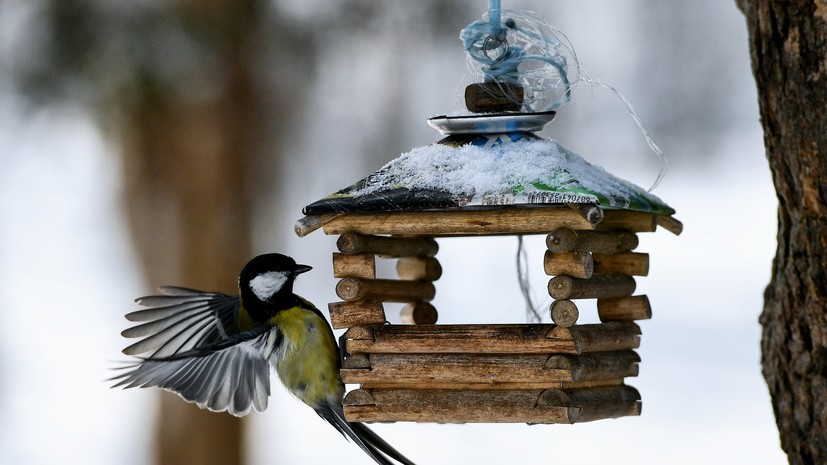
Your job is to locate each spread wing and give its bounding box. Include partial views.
[112,327,281,416]
[114,286,277,416]
[111,327,278,416]
[121,286,240,358]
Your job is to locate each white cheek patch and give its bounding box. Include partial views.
[249,271,289,300]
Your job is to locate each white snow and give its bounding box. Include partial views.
[357,137,669,210]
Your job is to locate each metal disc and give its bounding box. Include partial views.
[427,111,556,135]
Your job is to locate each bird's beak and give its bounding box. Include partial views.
[294,264,312,275]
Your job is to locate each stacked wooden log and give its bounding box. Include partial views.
[297,205,682,424]
[544,212,654,328]
[341,323,642,423]
[330,232,441,328]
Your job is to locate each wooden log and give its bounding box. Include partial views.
[399,302,438,325]
[336,233,438,257]
[343,380,625,391]
[332,253,376,279]
[548,274,636,300]
[465,82,524,112]
[537,385,641,423]
[343,388,575,424]
[294,214,342,237]
[340,353,575,386]
[396,257,442,281]
[544,351,640,381]
[598,210,657,233]
[322,207,595,236]
[344,324,576,354]
[546,228,580,252]
[546,228,639,254]
[592,252,650,276]
[342,353,371,369]
[328,300,387,330]
[336,277,436,303]
[342,388,376,406]
[656,215,684,235]
[543,251,593,279]
[548,322,641,353]
[567,203,604,226]
[549,300,579,327]
[560,378,625,389]
[339,351,637,387]
[342,322,640,355]
[597,295,652,322]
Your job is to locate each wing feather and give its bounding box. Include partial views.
[121,316,210,356]
[112,328,275,416]
[121,307,210,338]
[157,285,215,296]
[125,300,211,322]
[121,287,239,357]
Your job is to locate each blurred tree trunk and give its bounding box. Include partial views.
[122,85,250,465]
[120,2,257,464]
[737,1,827,464]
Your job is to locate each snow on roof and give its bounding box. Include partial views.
[303,135,674,216]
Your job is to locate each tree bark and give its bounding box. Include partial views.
[737,1,827,463]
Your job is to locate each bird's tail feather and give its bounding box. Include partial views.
[349,421,417,465]
[321,403,416,465]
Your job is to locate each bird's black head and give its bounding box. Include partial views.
[238,253,312,317]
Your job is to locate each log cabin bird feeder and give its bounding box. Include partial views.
[294,5,682,425]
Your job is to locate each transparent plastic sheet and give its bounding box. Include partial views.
[460,5,668,191]
[461,8,576,112]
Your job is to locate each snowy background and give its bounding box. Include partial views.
[0,1,785,464]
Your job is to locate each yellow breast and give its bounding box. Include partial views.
[269,305,342,408]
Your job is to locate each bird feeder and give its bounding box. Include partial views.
[294,6,681,425]
[295,102,681,425]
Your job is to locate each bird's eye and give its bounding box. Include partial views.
[249,271,289,300]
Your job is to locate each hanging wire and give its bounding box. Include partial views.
[516,235,543,323]
[572,67,669,191]
[488,0,501,28]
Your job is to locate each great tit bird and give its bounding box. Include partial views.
[112,253,415,465]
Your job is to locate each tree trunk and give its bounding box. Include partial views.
[120,2,259,464]
[737,2,827,463]
[122,87,252,465]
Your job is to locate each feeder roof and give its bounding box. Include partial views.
[303,133,674,217]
